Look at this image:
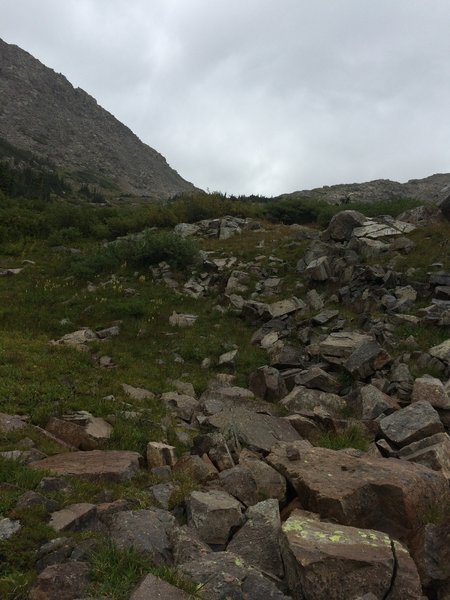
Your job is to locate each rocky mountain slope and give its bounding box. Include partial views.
[277,173,450,206]
[1,194,450,599]
[0,38,195,198]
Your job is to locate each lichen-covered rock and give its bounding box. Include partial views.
[281,510,422,600]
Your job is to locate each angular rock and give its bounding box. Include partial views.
[161,391,199,422]
[248,366,288,402]
[397,432,450,479]
[173,454,218,483]
[238,451,287,503]
[343,340,391,379]
[412,375,450,409]
[146,442,177,469]
[45,417,99,451]
[169,311,197,327]
[170,524,212,566]
[29,450,141,482]
[178,552,290,599]
[122,383,155,401]
[265,297,306,319]
[218,348,238,366]
[412,520,450,592]
[219,464,258,507]
[0,517,20,540]
[108,509,174,563]
[281,386,346,417]
[227,499,284,580]
[49,503,97,532]
[322,210,367,241]
[130,573,192,600]
[359,384,400,420]
[319,331,373,363]
[50,328,97,349]
[281,509,422,600]
[429,339,450,364]
[29,561,90,600]
[352,217,415,239]
[0,412,26,432]
[267,441,449,542]
[379,401,444,447]
[187,490,244,545]
[295,367,342,394]
[305,256,331,281]
[207,406,300,453]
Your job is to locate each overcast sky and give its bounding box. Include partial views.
[1,0,450,196]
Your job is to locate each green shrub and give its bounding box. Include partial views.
[316,425,370,451]
[69,230,199,278]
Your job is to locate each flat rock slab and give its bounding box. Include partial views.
[49,503,96,532]
[281,386,346,417]
[108,509,174,563]
[130,573,192,599]
[353,217,415,239]
[267,441,449,542]
[379,400,444,447]
[428,339,450,364]
[281,509,421,600]
[29,450,141,482]
[207,406,300,452]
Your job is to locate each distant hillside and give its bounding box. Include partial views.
[0,38,195,199]
[275,173,450,205]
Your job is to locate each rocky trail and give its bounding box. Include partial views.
[1,201,450,599]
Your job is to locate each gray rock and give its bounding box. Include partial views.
[295,367,342,394]
[108,509,175,563]
[227,499,284,579]
[305,256,331,281]
[207,406,301,453]
[411,375,450,409]
[322,210,367,241]
[187,490,244,545]
[178,551,290,599]
[29,561,90,600]
[379,401,444,447]
[397,432,450,479]
[428,339,450,364]
[219,465,258,507]
[248,366,288,401]
[0,517,21,540]
[239,450,287,503]
[360,384,400,420]
[49,503,97,532]
[130,573,192,599]
[281,386,346,417]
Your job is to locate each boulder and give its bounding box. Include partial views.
[178,552,290,600]
[397,432,450,479]
[267,441,449,542]
[428,339,450,365]
[379,401,444,447]
[359,384,400,420]
[281,509,421,600]
[227,499,284,580]
[352,216,415,239]
[161,391,199,421]
[280,386,346,417]
[146,442,177,469]
[438,193,450,220]
[29,561,90,600]
[187,490,244,545]
[122,383,155,401]
[207,406,301,453]
[0,412,27,432]
[294,367,342,394]
[130,573,192,599]
[0,517,20,540]
[322,210,367,241]
[219,464,258,507]
[108,509,174,563]
[248,366,288,401]
[49,503,97,532]
[239,450,287,503]
[305,256,331,281]
[411,375,450,409]
[29,450,141,482]
[173,454,218,483]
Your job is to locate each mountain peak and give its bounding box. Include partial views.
[0,38,195,198]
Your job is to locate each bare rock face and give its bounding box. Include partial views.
[266,441,449,543]
[29,450,141,482]
[0,38,194,198]
[281,510,422,600]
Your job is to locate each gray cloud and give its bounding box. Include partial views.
[1,0,450,195]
